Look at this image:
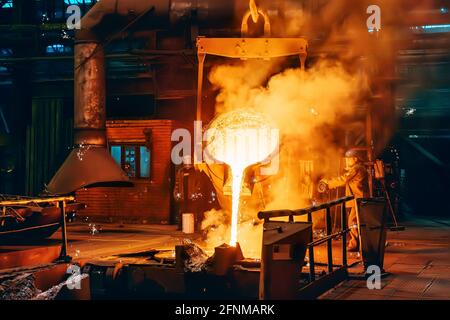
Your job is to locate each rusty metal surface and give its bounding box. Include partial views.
[260,221,312,300]
[74,42,106,146]
[0,245,61,270]
[77,0,170,41]
[0,200,67,242]
[171,0,237,26]
[48,42,130,195]
[47,146,131,195]
[212,243,244,276]
[77,0,243,42]
[75,0,310,42]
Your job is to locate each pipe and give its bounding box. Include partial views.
[75,0,306,42]
[75,0,239,43]
[74,42,106,146]
[47,39,133,195]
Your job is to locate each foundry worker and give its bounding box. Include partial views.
[173,155,219,232]
[319,150,370,252]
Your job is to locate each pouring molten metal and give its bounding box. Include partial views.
[205,109,279,247]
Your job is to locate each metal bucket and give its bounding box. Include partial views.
[182,213,195,234]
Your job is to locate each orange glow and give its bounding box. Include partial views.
[230,168,244,247]
[198,0,433,259]
[205,109,279,248]
[202,60,365,259]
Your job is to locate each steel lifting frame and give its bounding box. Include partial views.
[195,4,308,122]
[195,37,308,121]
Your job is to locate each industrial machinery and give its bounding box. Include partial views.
[357,198,388,271]
[0,0,386,301]
[259,221,312,300]
[81,197,353,300]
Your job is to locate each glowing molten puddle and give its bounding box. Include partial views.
[205,109,279,248]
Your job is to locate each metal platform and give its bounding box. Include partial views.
[320,218,450,300]
[1,218,449,300]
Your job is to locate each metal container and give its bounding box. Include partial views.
[182,213,195,234]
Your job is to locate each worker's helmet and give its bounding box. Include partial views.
[345,149,364,162]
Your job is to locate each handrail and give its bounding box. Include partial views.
[0,196,75,207]
[258,196,354,220]
[0,195,76,262]
[258,195,355,283]
[308,230,347,247]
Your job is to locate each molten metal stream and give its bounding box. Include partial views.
[205,109,279,249]
[230,166,245,247]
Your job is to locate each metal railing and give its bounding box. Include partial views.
[258,195,354,294]
[0,196,75,262]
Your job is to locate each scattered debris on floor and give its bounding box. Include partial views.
[182,239,209,272]
[0,273,40,300]
[0,265,86,300]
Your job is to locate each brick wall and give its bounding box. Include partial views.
[75,120,183,224]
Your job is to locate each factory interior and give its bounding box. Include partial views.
[0,0,450,305]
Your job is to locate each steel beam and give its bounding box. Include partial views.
[197,37,308,61]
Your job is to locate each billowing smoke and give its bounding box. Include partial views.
[201,0,435,258]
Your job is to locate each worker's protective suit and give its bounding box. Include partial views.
[173,157,219,231]
[321,153,370,251]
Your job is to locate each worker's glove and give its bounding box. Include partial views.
[317,180,329,193]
